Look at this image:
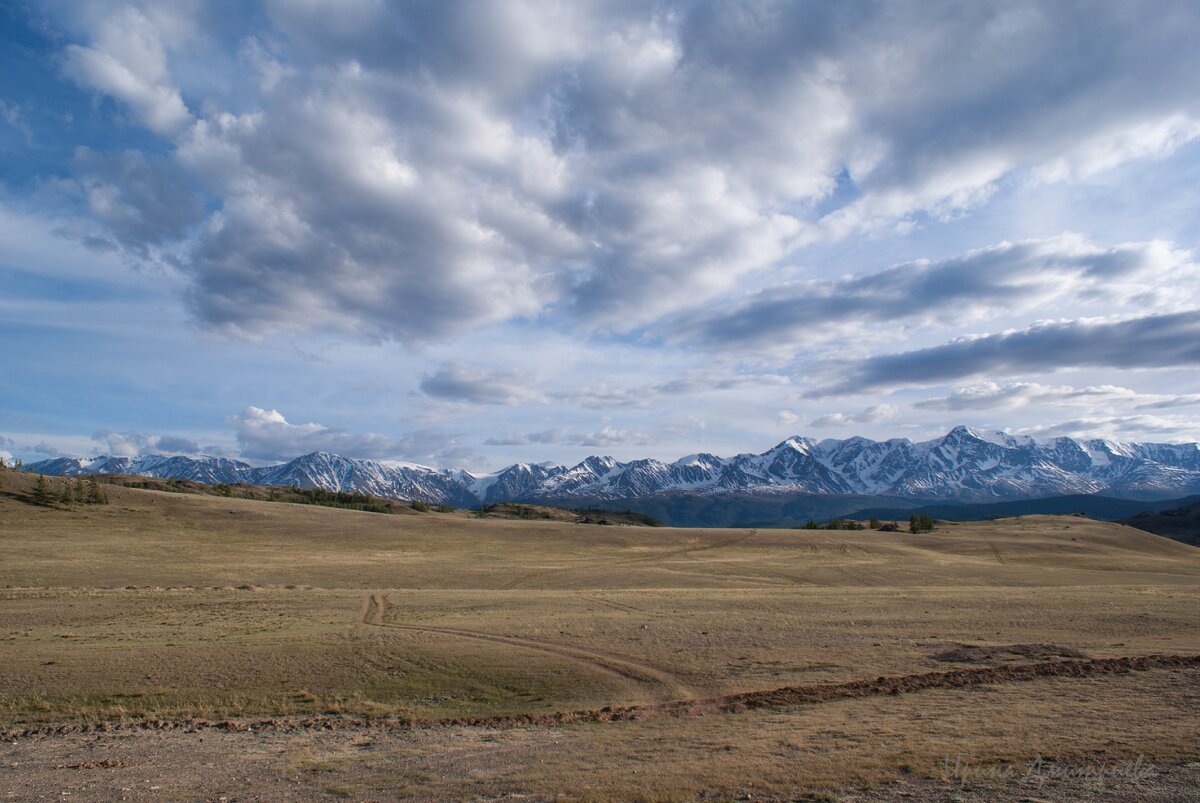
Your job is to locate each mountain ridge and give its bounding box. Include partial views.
[24,426,1200,507]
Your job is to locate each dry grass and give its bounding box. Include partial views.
[1,470,1199,799]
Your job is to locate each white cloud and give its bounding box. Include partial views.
[230,406,400,462]
[55,3,1200,343]
[776,410,799,427]
[62,5,193,136]
[810,405,899,428]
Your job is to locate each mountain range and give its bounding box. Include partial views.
[27,427,1200,511]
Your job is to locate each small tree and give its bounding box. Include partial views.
[88,476,108,505]
[31,475,56,506]
[74,476,86,501]
[59,481,75,505]
[868,516,881,529]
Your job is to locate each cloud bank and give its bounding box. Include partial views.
[53,1,1200,343]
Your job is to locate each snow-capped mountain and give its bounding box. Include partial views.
[26,426,1200,505]
[29,455,252,484]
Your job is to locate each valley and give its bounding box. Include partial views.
[2,471,1199,800]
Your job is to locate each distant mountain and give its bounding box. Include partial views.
[27,427,1200,515]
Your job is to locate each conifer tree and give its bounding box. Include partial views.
[88,476,108,504]
[60,481,74,505]
[75,476,86,501]
[31,475,55,506]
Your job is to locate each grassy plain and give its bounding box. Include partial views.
[2,470,1199,800]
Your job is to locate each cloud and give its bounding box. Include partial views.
[915,382,1200,413]
[92,430,202,457]
[482,425,652,449]
[229,406,477,466]
[74,147,204,254]
[667,235,1196,349]
[0,100,34,145]
[50,3,1200,343]
[1014,415,1200,443]
[562,372,790,409]
[484,428,569,447]
[419,363,545,406]
[61,5,193,136]
[573,426,654,448]
[230,406,401,462]
[815,310,1200,395]
[809,405,899,428]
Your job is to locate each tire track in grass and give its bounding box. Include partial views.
[359,592,696,700]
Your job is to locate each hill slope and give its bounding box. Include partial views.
[1122,500,1200,547]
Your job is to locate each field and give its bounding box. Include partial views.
[2,471,1200,801]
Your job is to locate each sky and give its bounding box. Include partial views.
[3,0,1200,470]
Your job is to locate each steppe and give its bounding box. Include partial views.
[2,470,1199,801]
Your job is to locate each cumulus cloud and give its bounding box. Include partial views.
[229,406,476,466]
[230,406,401,462]
[61,5,193,136]
[419,363,545,406]
[667,235,1197,349]
[915,382,1200,413]
[74,147,203,254]
[815,310,1200,395]
[51,2,1200,343]
[809,405,899,428]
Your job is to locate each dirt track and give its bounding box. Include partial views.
[7,653,1195,740]
[377,621,699,700]
[360,592,696,699]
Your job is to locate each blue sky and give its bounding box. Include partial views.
[3,0,1200,469]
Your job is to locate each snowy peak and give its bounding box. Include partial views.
[23,427,1200,506]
